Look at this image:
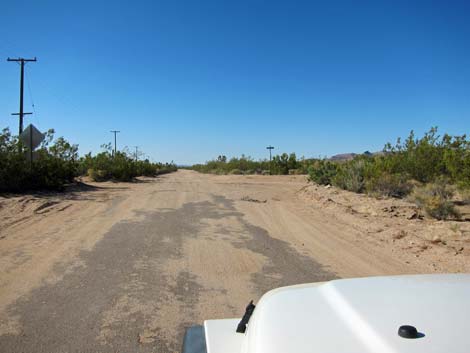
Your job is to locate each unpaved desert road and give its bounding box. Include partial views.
[0,170,415,352]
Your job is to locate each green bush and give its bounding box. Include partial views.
[87,168,106,182]
[81,147,177,182]
[192,128,470,214]
[316,128,470,202]
[307,160,338,185]
[191,153,305,175]
[332,159,366,193]
[381,128,470,185]
[411,179,460,220]
[0,128,78,192]
[458,187,470,205]
[0,127,177,191]
[365,172,413,198]
[289,169,304,175]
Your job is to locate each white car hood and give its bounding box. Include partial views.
[236,274,470,353]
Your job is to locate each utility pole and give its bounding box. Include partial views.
[11,112,33,132]
[7,57,37,135]
[134,146,139,161]
[266,145,274,175]
[110,130,120,156]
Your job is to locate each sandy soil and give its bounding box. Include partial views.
[0,170,468,352]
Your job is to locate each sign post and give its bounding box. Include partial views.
[19,124,45,169]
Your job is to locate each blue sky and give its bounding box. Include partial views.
[1,0,469,164]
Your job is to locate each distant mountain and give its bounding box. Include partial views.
[329,153,357,161]
[329,150,380,161]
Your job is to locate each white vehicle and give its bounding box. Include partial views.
[182,274,470,353]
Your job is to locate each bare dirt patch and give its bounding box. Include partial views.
[0,171,468,352]
[298,183,470,273]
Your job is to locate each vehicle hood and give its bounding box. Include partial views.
[239,274,470,353]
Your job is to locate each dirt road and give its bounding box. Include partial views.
[0,170,467,352]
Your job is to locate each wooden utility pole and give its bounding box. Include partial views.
[266,146,274,175]
[7,57,37,134]
[134,146,139,161]
[110,130,120,156]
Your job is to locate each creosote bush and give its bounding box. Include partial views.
[0,127,177,192]
[191,153,307,176]
[307,160,337,185]
[80,145,177,182]
[411,180,460,220]
[304,128,470,219]
[0,128,78,192]
[229,168,243,175]
[188,127,470,220]
[332,159,366,193]
[365,173,413,198]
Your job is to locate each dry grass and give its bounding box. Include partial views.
[410,181,461,220]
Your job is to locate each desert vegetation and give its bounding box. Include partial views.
[78,143,177,182]
[192,128,470,220]
[0,127,177,192]
[191,153,311,175]
[308,128,470,220]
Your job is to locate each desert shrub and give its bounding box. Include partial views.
[155,162,178,175]
[87,168,106,182]
[366,173,413,198]
[442,135,470,189]
[0,125,175,192]
[308,160,338,185]
[382,128,470,185]
[81,148,177,182]
[287,153,299,171]
[206,168,225,175]
[0,128,78,192]
[271,153,290,175]
[411,179,460,220]
[135,160,156,177]
[382,128,445,183]
[297,157,314,174]
[82,150,132,181]
[288,169,304,175]
[458,187,470,205]
[191,152,302,175]
[229,168,243,175]
[328,128,470,200]
[192,128,470,208]
[333,159,366,193]
[78,142,177,182]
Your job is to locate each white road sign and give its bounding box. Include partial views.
[20,124,45,150]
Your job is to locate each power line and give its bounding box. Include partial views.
[18,62,84,122]
[25,69,36,115]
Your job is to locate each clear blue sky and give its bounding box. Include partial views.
[1,1,469,165]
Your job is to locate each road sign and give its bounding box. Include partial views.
[19,124,45,150]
